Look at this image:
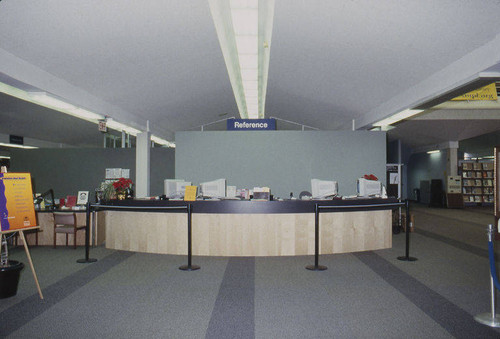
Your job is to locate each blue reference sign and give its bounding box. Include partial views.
[227,119,276,131]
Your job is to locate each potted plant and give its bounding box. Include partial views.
[97,180,116,201]
[112,178,134,200]
[0,234,24,299]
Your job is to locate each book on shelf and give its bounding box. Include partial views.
[483,162,494,170]
[473,188,482,194]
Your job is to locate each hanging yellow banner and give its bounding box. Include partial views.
[451,83,498,101]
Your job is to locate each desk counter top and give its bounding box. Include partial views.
[96,197,399,214]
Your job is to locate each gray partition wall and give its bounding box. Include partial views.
[9,147,175,199]
[175,131,386,198]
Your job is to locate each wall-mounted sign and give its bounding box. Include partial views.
[98,120,107,132]
[9,135,24,145]
[227,119,276,131]
[451,83,498,101]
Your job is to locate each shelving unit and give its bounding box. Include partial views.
[459,160,494,205]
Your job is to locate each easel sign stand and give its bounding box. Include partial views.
[0,172,44,299]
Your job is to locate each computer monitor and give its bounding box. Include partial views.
[311,179,338,199]
[357,178,381,197]
[164,179,191,198]
[200,178,226,198]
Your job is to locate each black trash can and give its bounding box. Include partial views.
[0,260,24,299]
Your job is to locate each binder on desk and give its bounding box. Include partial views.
[184,186,197,201]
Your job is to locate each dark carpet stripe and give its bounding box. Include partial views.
[354,251,500,339]
[0,250,134,337]
[415,209,489,226]
[415,228,489,258]
[205,257,255,339]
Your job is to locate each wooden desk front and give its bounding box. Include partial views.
[102,199,395,256]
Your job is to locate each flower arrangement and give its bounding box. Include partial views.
[112,177,134,200]
[96,178,134,201]
[113,177,133,193]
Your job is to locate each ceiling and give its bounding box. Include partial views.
[1,0,500,151]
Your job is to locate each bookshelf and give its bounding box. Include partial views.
[459,160,494,205]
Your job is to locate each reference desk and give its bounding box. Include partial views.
[100,198,397,257]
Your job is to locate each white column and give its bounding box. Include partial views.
[135,131,151,198]
[447,142,459,177]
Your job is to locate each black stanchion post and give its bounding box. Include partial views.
[179,204,200,271]
[397,199,417,262]
[306,203,327,271]
[77,202,97,263]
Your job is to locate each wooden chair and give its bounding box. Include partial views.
[53,212,85,249]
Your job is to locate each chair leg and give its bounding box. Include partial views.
[66,234,68,246]
[74,232,77,249]
[54,231,56,248]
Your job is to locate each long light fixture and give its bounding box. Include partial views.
[426,150,440,154]
[0,143,38,149]
[28,92,105,122]
[372,109,424,127]
[209,0,274,119]
[231,1,259,118]
[105,119,141,136]
[28,92,76,110]
[151,135,176,148]
[12,89,174,147]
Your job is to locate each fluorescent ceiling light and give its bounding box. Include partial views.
[28,92,76,110]
[28,92,106,123]
[209,0,275,120]
[373,109,424,127]
[426,150,440,154]
[0,156,11,159]
[0,143,38,149]
[151,135,175,148]
[68,108,105,121]
[106,119,141,136]
[1,82,176,148]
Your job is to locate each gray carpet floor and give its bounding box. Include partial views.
[1,203,500,338]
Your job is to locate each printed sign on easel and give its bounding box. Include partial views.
[0,172,43,299]
[0,173,37,232]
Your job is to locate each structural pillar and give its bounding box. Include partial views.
[446,141,459,177]
[136,131,151,198]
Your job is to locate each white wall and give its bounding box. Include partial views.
[175,130,386,198]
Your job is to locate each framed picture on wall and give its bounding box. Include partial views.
[77,191,89,205]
